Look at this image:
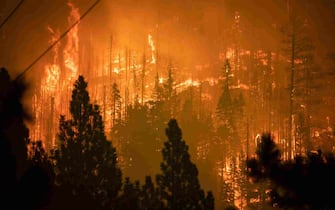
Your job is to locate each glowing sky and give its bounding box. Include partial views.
[1,0,334,78]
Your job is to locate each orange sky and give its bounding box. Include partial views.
[0,0,334,79]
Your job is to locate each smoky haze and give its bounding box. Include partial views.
[1,0,334,79]
[1,0,335,206]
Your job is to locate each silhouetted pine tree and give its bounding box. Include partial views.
[0,68,18,207]
[0,68,30,181]
[139,176,165,210]
[121,101,160,181]
[216,59,240,155]
[163,64,174,106]
[157,119,214,210]
[147,98,166,150]
[247,133,335,209]
[204,191,215,210]
[148,75,168,155]
[0,68,56,209]
[0,68,38,205]
[224,205,239,210]
[18,140,55,210]
[52,75,122,209]
[281,0,315,159]
[116,177,141,210]
[111,82,122,126]
[163,63,178,118]
[180,97,217,195]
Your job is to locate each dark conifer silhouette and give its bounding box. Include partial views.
[0,68,33,207]
[247,133,335,210]
[116,177,141,210]
[223,206,239,210]
[0,68,30,180]
[0,68,18,207]
[122,102,161,181]
[216,59,244,155]
[0,68,56,209]
[52,75,122,209]
[157,119,214,210]
[111,82,122,126]
[162,64,178,118]
[139,176,165,210]
[204,191,215,210]
[17,140,55,210]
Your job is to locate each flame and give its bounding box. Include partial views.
[226,47,234,59]
[113,67,120,74]
[43,26,60,93]
[43,64,60,92]
[64,2,80,80]
[30,2,81,148]
[148,34,156,64]
[176,78,200,92]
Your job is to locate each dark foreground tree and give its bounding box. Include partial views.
[18,140,55,210]
[115,177,141,210]
[157,119,214,210]
[52,75,122,209]
[0,69,32,208]
[247,133,335,210]
[139,176,165,210]
[0,68,57,209]
[0,68,30,185]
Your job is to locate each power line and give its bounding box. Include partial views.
[15,0,101,81]
[0,0,24,30]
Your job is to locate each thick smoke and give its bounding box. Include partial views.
[1,0,334,81]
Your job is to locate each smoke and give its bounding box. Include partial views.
[79,0,234,67]
[1,0,335,80]
[79,0,301,66]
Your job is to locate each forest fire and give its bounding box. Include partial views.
[43,26,60,93]
[148,33,156,64]
[30,2,81,147]
[30,2,214,148]
[63,2,80,80]
[24,1,335,208]
[1,0,335,209]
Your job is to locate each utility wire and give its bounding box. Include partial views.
[15,0,101,81]
[0,0,24,30]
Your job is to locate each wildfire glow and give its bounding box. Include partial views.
[148,34,156,64]
[43,26,60,93]
[226,47,234,59]
[64,2,80,80]
[44,64,60,92]
[20,1,335,209]
[30,2,81,147]
[113,67,120,74]
[176,79,200,92]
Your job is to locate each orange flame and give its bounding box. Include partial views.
[148,34,156,64]
[43,26,60,92]
[64,2,80,80]
[31,2,81,148]
[44,64,60,92]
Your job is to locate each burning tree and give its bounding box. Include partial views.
[281,0,314,159]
